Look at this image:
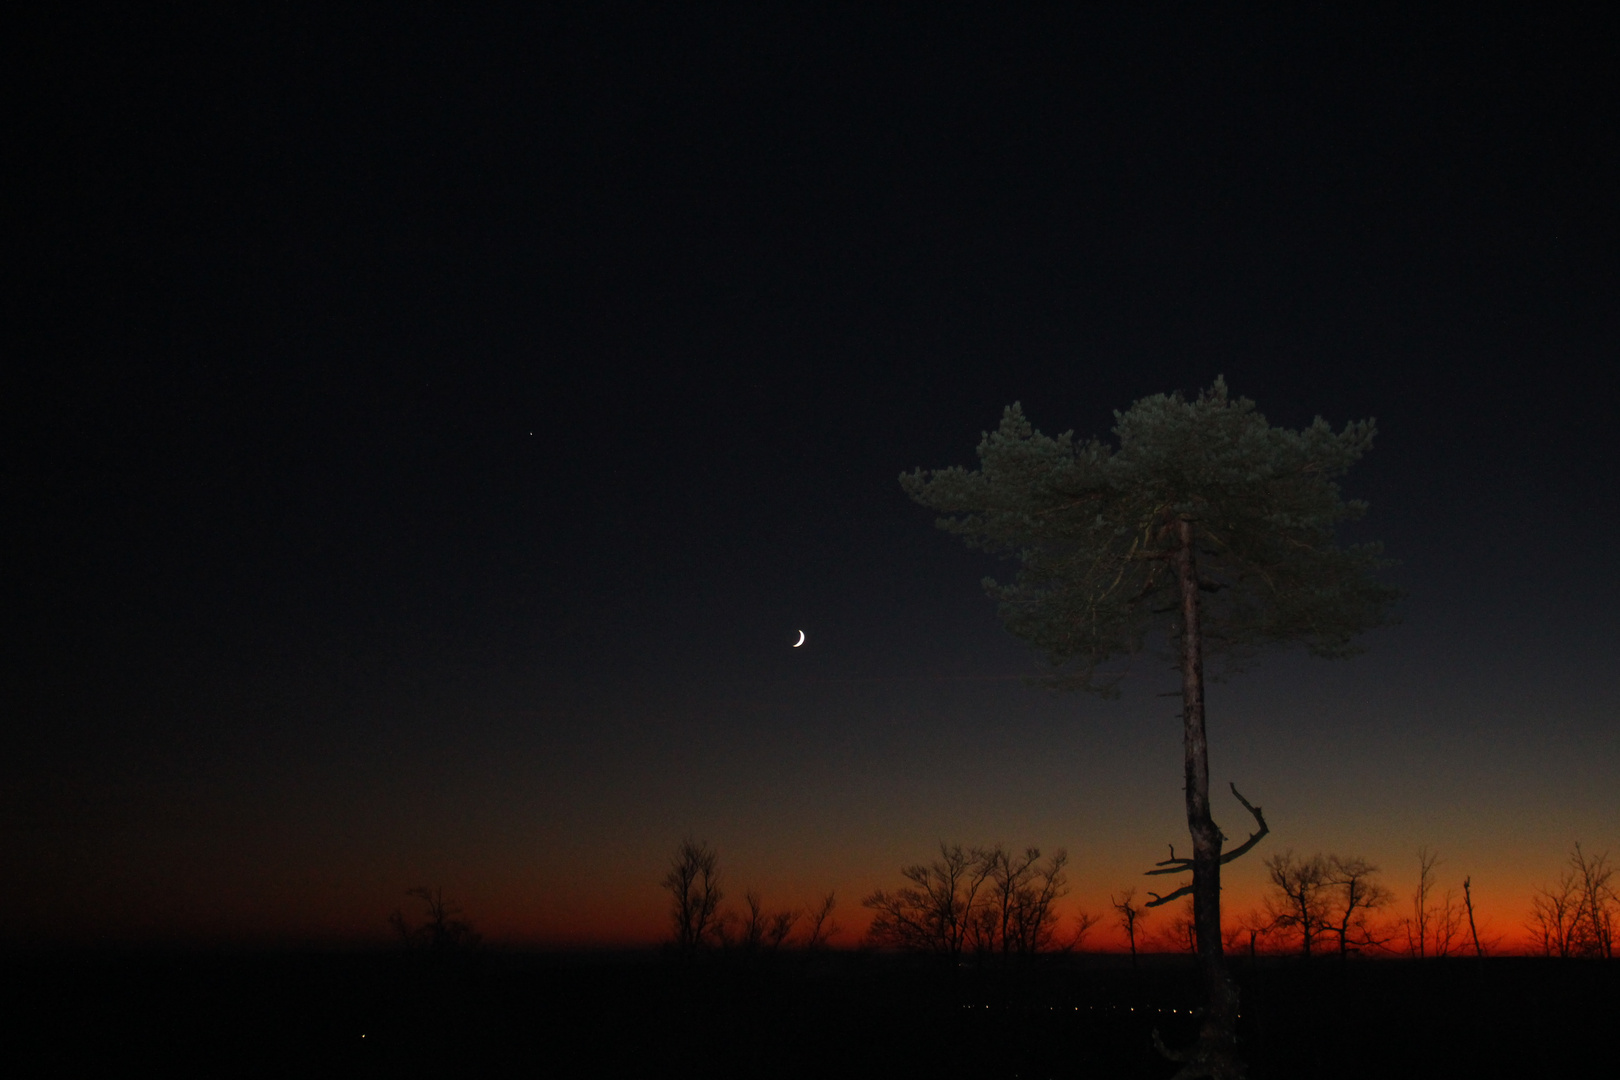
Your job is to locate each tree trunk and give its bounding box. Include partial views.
[1174,516,1243,1077]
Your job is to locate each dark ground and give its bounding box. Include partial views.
[1,948,1611,1078]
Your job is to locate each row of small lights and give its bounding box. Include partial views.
[962,1005,1181,1011]
[358,1004,1244,1040]
[961,1005,1241,1019]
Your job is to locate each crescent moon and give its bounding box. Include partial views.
[793,630,806,647]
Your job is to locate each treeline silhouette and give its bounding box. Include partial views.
[862,842,1096,965]
[661,838,839,959]
[1211,842,1615,962]
[655,838,1096,968]
[1220,847,1483,960]
[386,837,1614,967]
[6,843,1615,1078]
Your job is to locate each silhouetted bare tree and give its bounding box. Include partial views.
[390,887,480,951]
[1068,908,1103,951]
[1155,898,1197,956]
[1529,843,1615,958]
[1264,852,1330,957]
[1529,871,1578,957]
[863,843,995,964]
[717,889,799,953]
[1225,908,1275,959]
[1325,855,1393,959]
[1401,847,1464,958]
[1462,876,1483,958]
[1112,888,1149,971]
[766,906,798,949]
[1569,844,1616,958]
[664,839,723,958]
[978,846,1071,960]
[803,892,840,950]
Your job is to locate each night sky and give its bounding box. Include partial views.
[6,5,1618,949]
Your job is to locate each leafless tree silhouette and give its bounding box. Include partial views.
[1111,888,1148,970]
[863,843,995,964]
[1529,871,1578,957]
[1529,843,1616,958]
[1154,897,1198,956]
[389,887,480,951]
[663,839,723,958]
[1568,844,1616,958]
[1324,856,1394,959]
[975,846,1071,960]
[716,890,799,952]
[1462,876,1484,958]
[1401,847,1464,958]
[1068,908,1104,951]
[803,892,840,950]
[1264,852,1331,957]
[1225,908,1276,959]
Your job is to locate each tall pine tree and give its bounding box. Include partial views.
[902,378,1398,1077]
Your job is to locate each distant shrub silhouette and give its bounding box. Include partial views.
[389,886,480,951]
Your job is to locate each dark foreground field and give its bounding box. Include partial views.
[2,948,1612,1078]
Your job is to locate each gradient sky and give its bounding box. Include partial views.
[6,6,1618,951]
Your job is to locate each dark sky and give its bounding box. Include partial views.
[5,5,1618,945]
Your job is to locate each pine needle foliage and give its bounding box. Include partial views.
[900,377,1399,694]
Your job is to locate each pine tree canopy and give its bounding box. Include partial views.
[901,378,1400,695]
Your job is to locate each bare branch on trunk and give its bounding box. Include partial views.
[1145,783,1269,907]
